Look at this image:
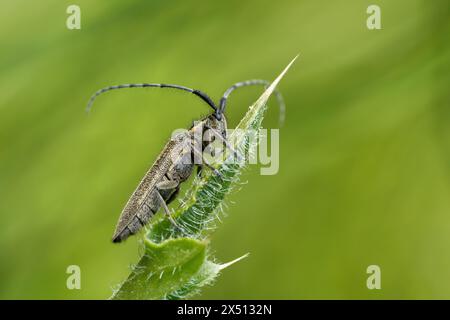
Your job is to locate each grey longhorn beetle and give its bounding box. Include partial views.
[86,80,285,243]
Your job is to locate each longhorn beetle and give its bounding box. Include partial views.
[86,80,285,243]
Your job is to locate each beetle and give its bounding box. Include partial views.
[86,80,285,243]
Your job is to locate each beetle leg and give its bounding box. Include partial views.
[204,125,243,162]
[157,180,180,205]
[155,190,181,230]
[156,180,178,190]
[166,185,180,205]
[192,147,223,178]
[196,165,203,177]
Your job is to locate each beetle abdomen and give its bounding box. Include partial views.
[112,191,161,242]
[111,132,189,243]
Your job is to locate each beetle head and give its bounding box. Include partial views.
[205,113,227,139]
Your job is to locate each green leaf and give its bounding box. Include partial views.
[111,238,207,300]
[112,56,297,299]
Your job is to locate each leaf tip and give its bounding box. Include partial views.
[257,55,298,106]
[219,252,250,270]
[271,55,298,87]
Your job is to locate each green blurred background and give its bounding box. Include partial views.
[0,0,449,299]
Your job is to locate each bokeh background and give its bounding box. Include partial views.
[0,0,449,299]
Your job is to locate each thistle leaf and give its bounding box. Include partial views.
[111,238,207,300]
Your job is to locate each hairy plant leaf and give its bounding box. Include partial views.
[111,238,207,300]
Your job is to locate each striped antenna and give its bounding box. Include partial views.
[219,79,286,126]
[86,83,217,113]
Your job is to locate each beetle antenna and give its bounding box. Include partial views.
[219,79,286,126]
[86,83,217,113]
